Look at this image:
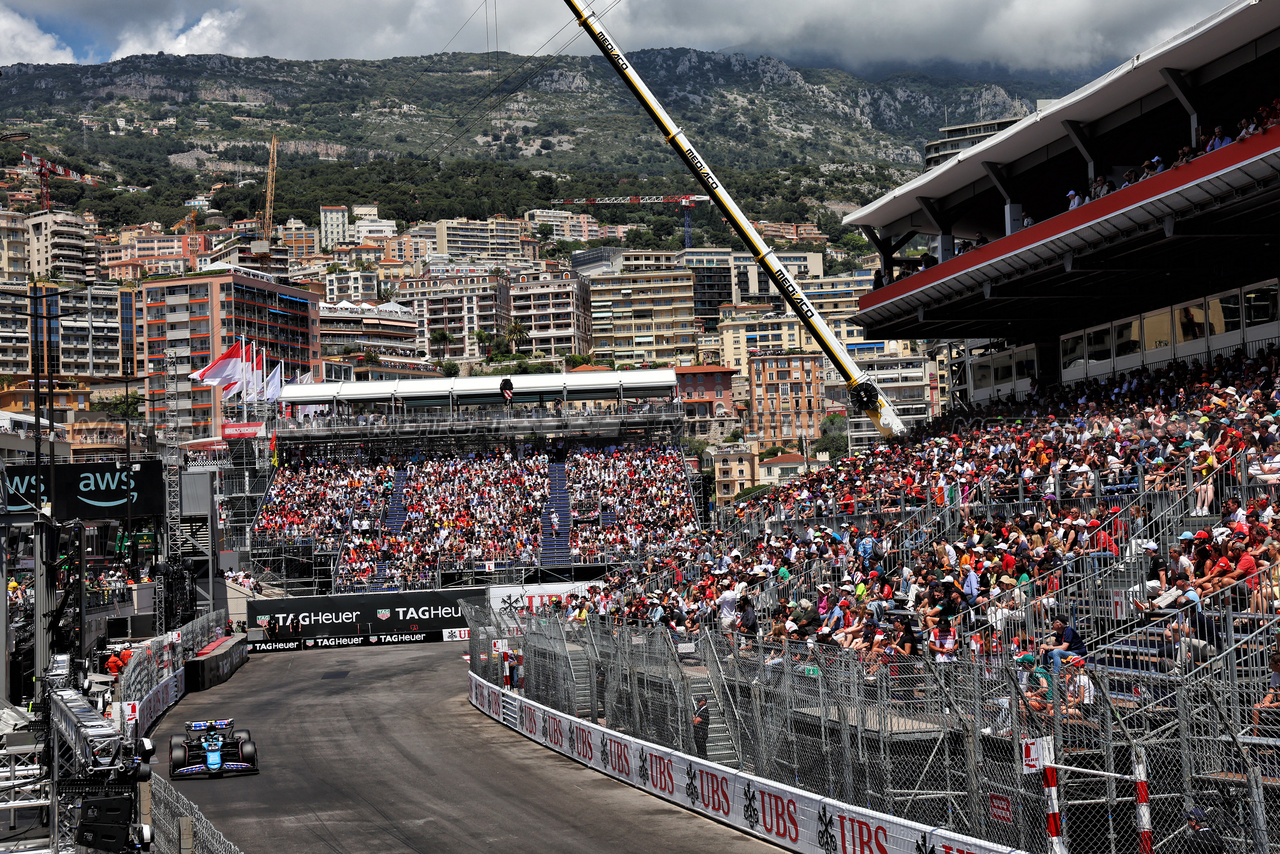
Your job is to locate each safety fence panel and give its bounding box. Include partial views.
[149,777,245,854]
[119,610,227,738]
[468,670,1030,854]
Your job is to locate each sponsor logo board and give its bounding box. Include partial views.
[467,673,1028,854]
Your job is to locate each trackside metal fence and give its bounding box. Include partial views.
[149,777,246,854]
[119,610,228,736]
[465,583,1280,854]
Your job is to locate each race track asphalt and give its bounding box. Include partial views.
[153,642,778,854]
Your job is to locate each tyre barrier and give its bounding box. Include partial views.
[469,673,1030,854]
[184,636,249,693]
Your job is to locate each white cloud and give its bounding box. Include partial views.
[0,6,77,64]
[0,0,1233,71]
[111,10,246,60]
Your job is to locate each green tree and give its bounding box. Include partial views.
[441,360,460,377]
[505,320,530,354]
[430,330,455,358]
[90,391,145,421]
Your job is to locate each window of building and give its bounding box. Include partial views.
[1208,293,1242,336]
[1245,282,1279,327]
[1143,310,1172,350]
[1176,302,1206,342]
[1060,334,1084,370]
[1086,327,1111,364]
[1114,320,1140,358]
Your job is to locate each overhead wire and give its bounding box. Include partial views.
[416,0,623,168]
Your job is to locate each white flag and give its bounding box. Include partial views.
[264,363,283,402]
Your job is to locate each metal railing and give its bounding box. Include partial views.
[149,777,245,854]
[118,610,227,737]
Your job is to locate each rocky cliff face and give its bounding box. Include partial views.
[0,48,1044,176]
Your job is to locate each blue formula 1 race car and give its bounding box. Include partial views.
[169,719,258,778]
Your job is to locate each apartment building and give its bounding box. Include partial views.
[0,209,28,283]
[279,217,320,260]
[404,274,510,360]
[675,365,738,440]
[717,272,900,373]
[319,206,350,250]
[26,210,95,283]
[747,352,829,446]
[143,270,319,440]
[750,221,828,244]
[509,271,592,357]
[324,269,380,303]
[588,267,696,366]
[675,247,823,308]
[0,283,142,380]
[524,209,602,242]
[710,444,759,507]
[318,301,417,356]
[434,216,526,259]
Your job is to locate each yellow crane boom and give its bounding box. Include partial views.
[563,0,906,438]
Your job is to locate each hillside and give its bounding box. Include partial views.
[0,48,1079,233]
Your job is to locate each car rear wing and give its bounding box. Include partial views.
[186,719,234,731]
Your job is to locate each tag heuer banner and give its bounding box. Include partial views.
[4,461,163,519]
[245,590,476,651]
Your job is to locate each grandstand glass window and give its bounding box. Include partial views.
[1086,327,1111,364]
[1244,282,1279,327]
[1061,334,1084,370]
[1176,301,1206,342]
[992,352,1013,385]
[1143,310,1172,351]
[1114,321,1140,358]
[972,358,993,390]
[1207,293,1241,335]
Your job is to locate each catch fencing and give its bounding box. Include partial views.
[466,587,1280,854]
[148,777,245,854]
[119,610,227,738]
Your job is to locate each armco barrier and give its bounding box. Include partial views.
[468,673,1029,854]
[184,636,249,692]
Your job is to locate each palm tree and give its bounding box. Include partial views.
[430,330,455,360]
[505,320,531,355]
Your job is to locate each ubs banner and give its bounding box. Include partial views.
[5,461,163,518]
[245,589,479,652]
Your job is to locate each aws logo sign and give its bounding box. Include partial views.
[5,461,163,518]
[77,470,138,508]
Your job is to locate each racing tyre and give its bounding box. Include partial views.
[232,729,251,743]
[170,746,186,777]
[240,740,257,769]
[169,734,185,753]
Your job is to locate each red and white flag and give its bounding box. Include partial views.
[190,340,244,385]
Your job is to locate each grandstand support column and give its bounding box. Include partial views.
[1061,120,1100,182]
[1132,747,1152,854]
[915,197,956,262]
[1158,67,1202,148]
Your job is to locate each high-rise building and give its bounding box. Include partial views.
[587,267,696,366]
[0,283,142,380]
[402,274,511,360]
[279,217,320,260]
[434,216,526,259]
[0,209,29,283]
[509,271,592,357]
[26,210,95,283]
[319,206,350,250]
[143,270,318,439]
[747,352,829,446]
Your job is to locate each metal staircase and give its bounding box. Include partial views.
[540,462,573,568]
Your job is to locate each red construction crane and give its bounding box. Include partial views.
[21,152,97,210]
[548,194,710,248]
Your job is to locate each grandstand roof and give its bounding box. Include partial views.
[279,368,678,407]
[844,0,1274,234]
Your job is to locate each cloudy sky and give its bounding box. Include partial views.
[0,0,1229,70]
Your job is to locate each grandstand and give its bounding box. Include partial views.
[235,369,697,594]
[458,5,1280,852]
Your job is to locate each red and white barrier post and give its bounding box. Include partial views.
[1133,746,1153,854]
[1040,740,1069,854]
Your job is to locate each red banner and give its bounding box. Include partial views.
[221,422,266,439]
